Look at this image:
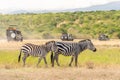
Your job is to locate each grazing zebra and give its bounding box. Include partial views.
[51,39,96,67]
[18,41,56,67]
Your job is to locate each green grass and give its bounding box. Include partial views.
[58,48,120,66]
[0,48,120,68]
[78,48,120,65]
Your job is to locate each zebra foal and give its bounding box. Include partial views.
[18,41,56,67]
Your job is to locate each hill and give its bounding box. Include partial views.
[69,1,120,12]
[0,10,120,39]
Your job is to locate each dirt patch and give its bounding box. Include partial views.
[0,39,120,50]
[0,67,120,80]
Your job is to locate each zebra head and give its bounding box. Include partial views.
[79,39,96,52]
[45,41,57,52]
[85,39,96,52]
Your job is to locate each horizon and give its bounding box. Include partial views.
[0,0,120,10]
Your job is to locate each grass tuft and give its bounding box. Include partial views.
[86,61,94,69]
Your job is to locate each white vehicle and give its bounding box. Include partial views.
[98,34,109,41]
[6,27,23,42]
[61,33,74,41]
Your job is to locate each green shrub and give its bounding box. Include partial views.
[117,32,120,39]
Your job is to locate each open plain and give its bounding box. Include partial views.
[0,39,120,80]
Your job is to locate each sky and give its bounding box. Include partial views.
[0,0,120,10]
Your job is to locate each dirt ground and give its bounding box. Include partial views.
[0,67,120,80]
[0,39,120,50]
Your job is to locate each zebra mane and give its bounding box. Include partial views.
[78,39,91,51]
[25,43,44,46]
[78,39,91,43]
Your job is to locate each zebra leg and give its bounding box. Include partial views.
[37,57,42,67]
[52,54,56,67]
[69,56,74,66]
[22,53,29,67]
[75,55,78,67]
[55,54,60,66]
[43,57,48,67]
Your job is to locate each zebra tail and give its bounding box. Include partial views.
[18,49,22,63]
[51,52,53,64]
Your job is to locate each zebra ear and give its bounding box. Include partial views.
[86,39,91,42]
[51,40,55,43]
[45,41,48,45]
[45,40,55,45]
[49,40,55,44]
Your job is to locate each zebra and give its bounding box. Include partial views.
[51,39,96,67]
[18,41,56,67]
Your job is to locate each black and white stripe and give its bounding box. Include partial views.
[18,41,56,67]
[51,39,96,67]
[56,42,79,56]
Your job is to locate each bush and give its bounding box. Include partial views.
[117,32,120,39]
[42,32,54,39]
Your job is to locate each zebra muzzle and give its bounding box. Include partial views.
[93,48,97,52]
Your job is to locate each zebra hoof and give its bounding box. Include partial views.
[69,64,72,67]
[57,64,60,66]
[52,65,54,67]
[75,65,78,67]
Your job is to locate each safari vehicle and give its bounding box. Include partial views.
[61,33,74,41]
[98,34,109,41]
[6,27,23,42]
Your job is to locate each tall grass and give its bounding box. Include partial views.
[0,48,120,68]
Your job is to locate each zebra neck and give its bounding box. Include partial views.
[45,47,50,52]
[79,43,87,51]
[45,46,51,52]
[41,45,49,52]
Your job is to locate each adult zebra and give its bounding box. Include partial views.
[18,41,56,67]
[51,39,96,67]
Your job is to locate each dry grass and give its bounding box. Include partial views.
[85,61,94,69]
[1,39,120,50]
[0,67,120,80]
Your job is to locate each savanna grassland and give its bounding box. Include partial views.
[0,10,120,80]
[0,39,120,80]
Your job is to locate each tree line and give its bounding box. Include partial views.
[0,10,120,39]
